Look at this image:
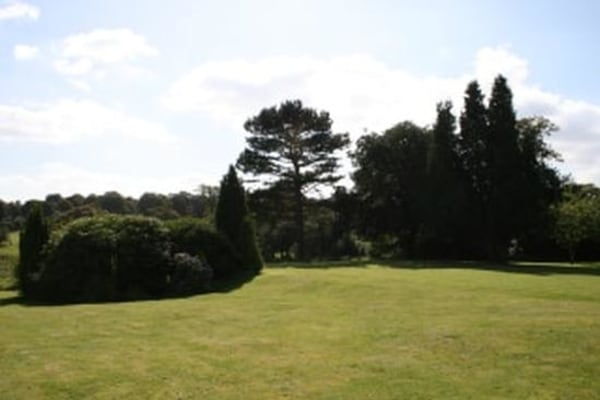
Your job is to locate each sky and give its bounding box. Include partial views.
[1,0,600,201]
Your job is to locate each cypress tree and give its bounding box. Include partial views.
[426,101,465,257]
[458,81,490,257]
[459,81,490,200]
[215,166,263,273]
[486,74,524,259]
[18,203,49,297]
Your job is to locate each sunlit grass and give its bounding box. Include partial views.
[1,263,600,399]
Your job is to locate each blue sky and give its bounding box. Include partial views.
[1,0,600,200]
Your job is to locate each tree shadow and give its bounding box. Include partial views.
[210,270,261,293]
[0,272,261,307]
[270,259,600,277]
[0,295,23,306]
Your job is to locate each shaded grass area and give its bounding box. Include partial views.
[2,263,600,399]
[271,258,600,276]
[0,232,18,290]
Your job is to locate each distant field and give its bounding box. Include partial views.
[1,262,600,399]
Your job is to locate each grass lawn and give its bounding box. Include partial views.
[1,262,600,399]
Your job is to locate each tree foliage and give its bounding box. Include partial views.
[485,75,523,258]
[17,203,49,297]
[553,185,600,263]
[353,76,563,260]
[353,122,430,257]
[424,101,467,257]
[237,99,350,260]
[215,166,263,272]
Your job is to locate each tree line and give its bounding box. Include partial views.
[0,188,219,241]
[16,166,262,303]
[3,74,600,263]
[237,76,599,262]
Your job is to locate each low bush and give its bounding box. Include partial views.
[38,217,117,301]
[168,253,212,296]
[23,214,255,303]
[37,215,173,302]
[166,218,242,281]
[113,216,171,298]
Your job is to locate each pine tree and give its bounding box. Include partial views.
[237,100,350,260]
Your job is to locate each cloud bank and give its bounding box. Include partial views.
[163,47,600,184]
[0,99,173,144]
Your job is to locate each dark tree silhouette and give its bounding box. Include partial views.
[425,101,466,257]
[216,166,263,272]
[353,122,430,257]
[18,203,49,297]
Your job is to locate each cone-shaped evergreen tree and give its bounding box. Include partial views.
[425,101,466,257]
[458,81,490,257]
[18,203,49,297]
[215,166,263,272]
[486,74,524,259]
[459,80,490,200]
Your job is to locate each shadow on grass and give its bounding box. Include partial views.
[0,271,261,307]
[269,259,600,277]
[0,295,23,306]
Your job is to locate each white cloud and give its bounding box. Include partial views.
[0,99,174,144]
[163,54,469,134]
[475,46,529,86]
[0,163,219,201]
[163,47,600,185]
[13,44,39,60]
[0,1,39,21]
[54,28,158,81]
[67,79,92,92]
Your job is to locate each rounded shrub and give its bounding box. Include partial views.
[27,214,249,303]
[112,216,171,298]
[168,253,212,296]
[39,218,117,302]
[37,215,172,302]
[166,218,242,281]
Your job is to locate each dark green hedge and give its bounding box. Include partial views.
[165,218,243,281]
[30,215,222,303]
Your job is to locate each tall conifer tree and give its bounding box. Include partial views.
[486,75,522,258]
[18,203,49,297]
[458,81,490,257]
[215,166,263,272]
[426,101,465,257]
